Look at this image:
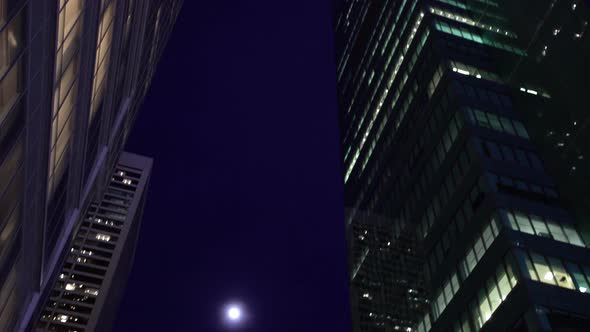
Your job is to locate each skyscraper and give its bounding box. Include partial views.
[335,1,590,331]
[346,209,427,332]
[35,152,152,332]
[0,1,181,331]
[498,0,590,242]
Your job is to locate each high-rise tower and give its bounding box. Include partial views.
[35,152,152,332]
[0,1,181,331]
[335,1,590,331]
[346,209,427,332]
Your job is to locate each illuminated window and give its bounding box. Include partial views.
[420,255,517,330]
[429,6,517,38]
[427,216,503,323]
[562,225,585,247]
[345,12,428,183]
[95,233,110,242]
[532,253,556,285]
[517,249,590,295]
[427,65,444,97]
[48,0,86,198]
[0,60,21,121]
[476,288,492,325]
[0,9,24,170]
[565,263,590,293]
[504,210,586,248]
[89,0,116,121]
[434,20,526,56]
[496,265,511,300]
[467,260,518,330]
[514,213,534,235]
[0,8,23,75]
[548,258,575,290]
[84,288,99,296]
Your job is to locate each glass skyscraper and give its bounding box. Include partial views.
[0,0,181,331]
[335,0,590,331]
[346,209,427,332]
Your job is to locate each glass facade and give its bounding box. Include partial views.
[499,0,590,245]
[84,0,117,183]
[45,0,86,263]
[505,209,586,247]
[418,254,518,332]
[515,249,590,293]
[347,210,428,332]
[429,215,502,321]
[0,0,182,330]
[0,2,25,330]
[335,0,590,331]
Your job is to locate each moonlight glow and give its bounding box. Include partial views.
[227,306,241,320]
[222,302,247,327]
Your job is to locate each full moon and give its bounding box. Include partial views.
[222,302,247,327]
[227,306,241,321]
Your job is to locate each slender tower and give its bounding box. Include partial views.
[35,152,152,332]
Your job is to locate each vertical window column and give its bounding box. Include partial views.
[45,0,86,260]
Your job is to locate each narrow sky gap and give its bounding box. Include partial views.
[114,1,351,331]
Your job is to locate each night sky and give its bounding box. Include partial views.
[113,1,350,331]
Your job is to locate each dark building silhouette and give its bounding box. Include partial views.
[347,210,427,332]
[0,0,181,330]
[335,1,590,331]
[499,0,590,242]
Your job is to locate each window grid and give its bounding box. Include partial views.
[515,249,590,294]
[504,209,586,248]
[418,255,518,332]
[465,107,530,139]
[89,0,116,122]
[344,8,425,183]
[38,167,138,331]
[428,6,517,39]
[487,172,559,203]
[433,19,526,56]
[48,0,86,198]
[479,138,544,171]
[429,215,502,322]
[417,116,471,239]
